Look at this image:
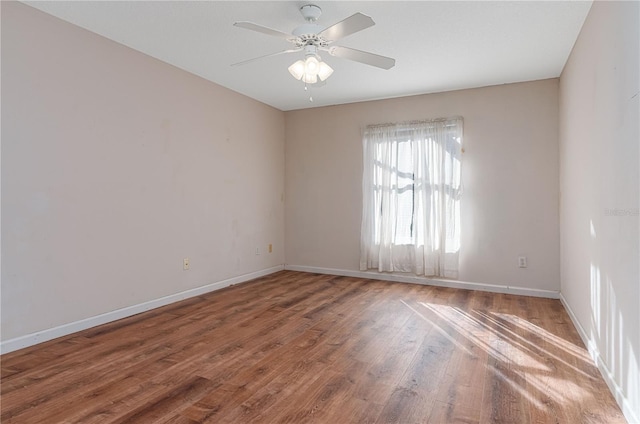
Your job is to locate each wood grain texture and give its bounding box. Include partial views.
[0,271,626,423]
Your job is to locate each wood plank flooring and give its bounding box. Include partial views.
[0,271,626,423]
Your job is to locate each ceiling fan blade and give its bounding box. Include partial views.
[233,21,294,41]
[231,48,302,67]
[328,46,395,70]
[319,13,375,42]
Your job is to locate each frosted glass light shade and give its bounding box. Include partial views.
[304,56,320,76]
[317,62,334,81]
[302,73,318,84]
[288,60,305,80]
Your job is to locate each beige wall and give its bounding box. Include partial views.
[559,1,639,421]
[285,80,560,292]
[1,2,285,341]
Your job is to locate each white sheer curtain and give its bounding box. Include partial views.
[360,117,463,278]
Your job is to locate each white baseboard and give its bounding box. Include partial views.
[560,293,639,424]
[0,265,285,355]
[284,265,560,299]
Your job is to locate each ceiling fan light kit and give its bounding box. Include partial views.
[233,3,395,95]
[287,44,334,84]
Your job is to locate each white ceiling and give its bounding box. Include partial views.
[23,1,592,111]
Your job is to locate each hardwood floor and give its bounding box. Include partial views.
[1,271,626,423]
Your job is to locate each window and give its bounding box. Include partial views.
[360,117,463,278]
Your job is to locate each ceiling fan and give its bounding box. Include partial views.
[232,4,395,86]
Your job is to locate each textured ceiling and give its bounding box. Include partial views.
[23,1,593,111]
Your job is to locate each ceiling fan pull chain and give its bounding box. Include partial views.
[303,82,313,102]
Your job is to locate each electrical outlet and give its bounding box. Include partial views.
[518,256,527,268]
[268,244,273,253]
[183,258,190,270]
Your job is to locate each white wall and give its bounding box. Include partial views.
[285,80,560,294]
[1,3,285,343]
[559,1,639,422]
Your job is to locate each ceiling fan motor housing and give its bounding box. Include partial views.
[295,4,324,42]
[292,24,324,38]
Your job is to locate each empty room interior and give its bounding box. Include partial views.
[1,1,638,423]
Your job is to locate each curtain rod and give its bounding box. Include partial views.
[365,116,463,130]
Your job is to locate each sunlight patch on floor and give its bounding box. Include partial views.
[408,300,599,410]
